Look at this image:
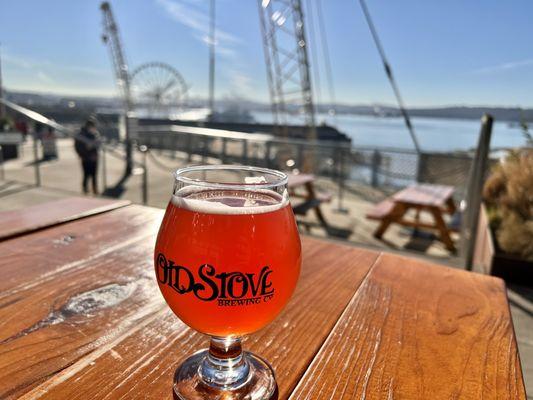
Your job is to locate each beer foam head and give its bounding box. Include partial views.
[172,186,289,215]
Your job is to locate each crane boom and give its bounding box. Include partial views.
[100,2,132,111]
[100,1,133,176]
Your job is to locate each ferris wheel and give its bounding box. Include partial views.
[130,62,189,112]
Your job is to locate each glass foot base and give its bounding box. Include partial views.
[173,350,278,400]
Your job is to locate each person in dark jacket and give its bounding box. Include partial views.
[75,119,101,194]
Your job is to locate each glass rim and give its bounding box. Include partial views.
[174,165,288,190]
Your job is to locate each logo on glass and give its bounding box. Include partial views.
[156,253,275,306]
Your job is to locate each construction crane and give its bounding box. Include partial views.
[100,1,133,175]
[100,2,132,110]
[258,0,317,145]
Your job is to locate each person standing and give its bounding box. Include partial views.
[75,119,100,194]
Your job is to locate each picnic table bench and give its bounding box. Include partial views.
[288,173,331,223]
[367,183,458,251]
[0,199,525,399]
[288,173,351,238]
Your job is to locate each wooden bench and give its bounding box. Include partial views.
[292,192,332,216]
[366,199,395,220]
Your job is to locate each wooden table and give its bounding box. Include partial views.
[0,196,130,240]
[368,184,458,251]
[0,202,525,399]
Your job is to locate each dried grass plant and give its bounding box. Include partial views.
[483,148,533,261]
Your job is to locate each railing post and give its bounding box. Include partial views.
[242,139,248,164]
[416,152,426,183]
[202,136,208,163]
[101,145,107,191]
[187,133,192,162]
[140,145,148,205]
[33,134,41,186]
[0,145,4,181]
[221,137,227,163]
[461,114,493,269]
[371,149,380,188]
[335,147,349,213]
[172,135,177,159]
[265,141,272,168]
[297,143,304,171]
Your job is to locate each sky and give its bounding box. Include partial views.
[1,0,533,107]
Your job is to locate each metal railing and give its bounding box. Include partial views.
[0,97,482,205]
[0,98,149,204]
[1,99,499,266]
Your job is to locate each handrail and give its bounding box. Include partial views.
[0,98,139,165]
[138,124,352,149]
[140,125,274,142]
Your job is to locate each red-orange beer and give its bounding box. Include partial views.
[154,188,301,337]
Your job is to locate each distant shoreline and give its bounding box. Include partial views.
[4,89,533,123]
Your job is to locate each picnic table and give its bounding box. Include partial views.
[288,173,331,225]
[367,183,458,251]
[288,173,352,238]
[0,199,525,399]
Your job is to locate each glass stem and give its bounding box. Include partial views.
[199,336,250,389]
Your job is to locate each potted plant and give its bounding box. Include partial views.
[482,147,533,284]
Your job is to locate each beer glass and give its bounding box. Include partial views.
[154,165,301,399]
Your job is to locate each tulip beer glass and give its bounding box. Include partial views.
[154,165,301,399]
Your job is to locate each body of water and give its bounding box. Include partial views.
[252,111,528,152]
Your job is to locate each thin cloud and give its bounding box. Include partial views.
[3,52,107,76]
[473,59,533,74]
[37,71,54,84]
[156,0,241,57]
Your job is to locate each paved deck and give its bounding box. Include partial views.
[1,138,532,396]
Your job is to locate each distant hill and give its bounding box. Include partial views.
[4,89,533,123]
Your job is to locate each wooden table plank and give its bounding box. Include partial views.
[290,253,526,400]
[2,227,378,399]
[0,205,165,399]
[0,196,131,241]
[0,205,161,294]
[392,184,454,207]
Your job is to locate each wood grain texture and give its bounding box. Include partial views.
[0,205,165,399]
[5,234,378,399]
[290,253,526,400]
[0,196,131,241]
